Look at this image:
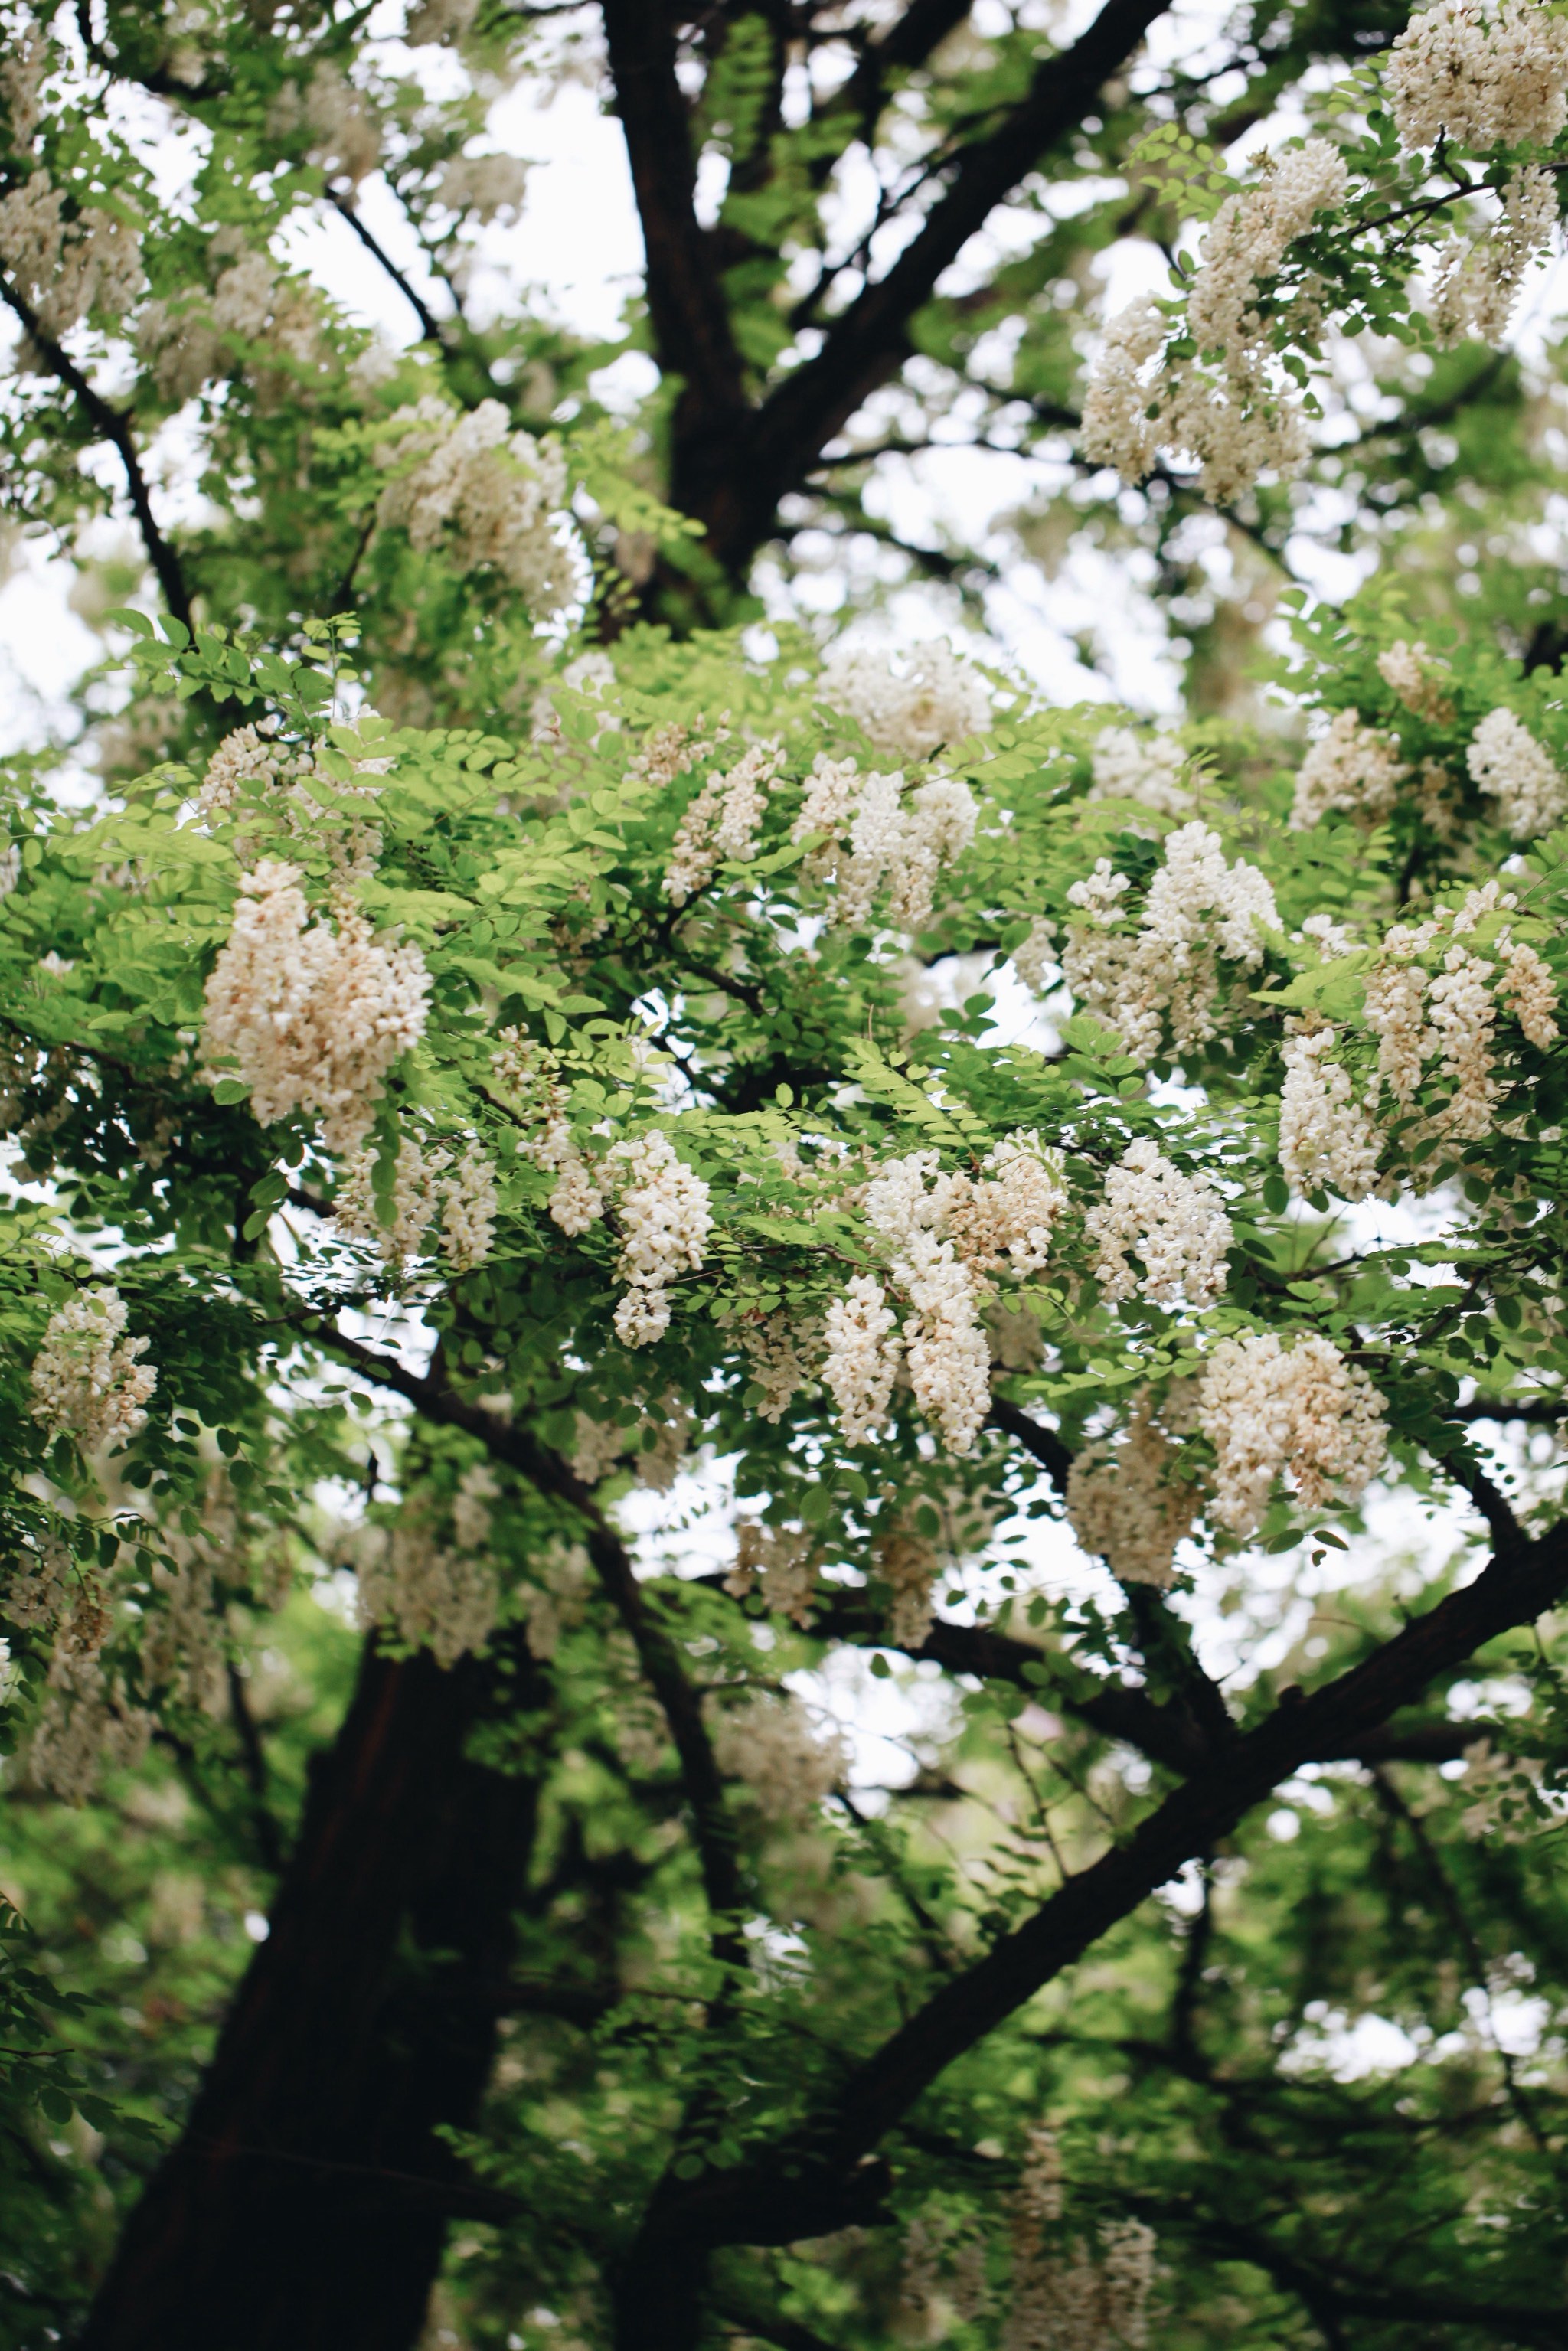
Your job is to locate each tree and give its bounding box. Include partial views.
[4,5,1568,2351]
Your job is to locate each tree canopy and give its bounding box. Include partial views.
[4,7,1568,2351]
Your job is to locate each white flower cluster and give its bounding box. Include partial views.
[1466,707,1568,839]
[1197,1332,1387,1538]
[1290,709,1409,831]
[1432,167,1558,346]
[726,1520,818,1624]
[1062,821,1278,1066]
[1084,1138,1233,1306]
[827,1140,1067,1454]
[876,1524,942,1648]
[355,1517,498,1670]
[0,171,142,339]
[822,1274,902,1443]
[792,754,979,930]
[1082,141,1348,504]
[739,1311,816,1422]
[28,1651,152,1806]
[268,62,380,187]
[433,152,531,224]
[1375,638,1455,723]
[819,639,990,759]
[523,1539,590,1662]
[31,1287,157,1455]
[1278,1023,1382,1200]
[1387,0,1568,153]
[374,398,574,612]
[201,860,430,1154]
[709,1691,845,1822]
[139,245,325,406]
[495,1031,607,1237]
[609,1130,714,1347]
[1088,726,1193,816]
[1007,2137,1155,2351]
[1067,1395,1197,1588]
[663,740,783,904]
[1361,884,1559,1144]
[334,1133,498,1271]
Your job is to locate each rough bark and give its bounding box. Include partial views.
[77,1635,542,2351]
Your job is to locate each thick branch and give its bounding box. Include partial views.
[627,1503,1568,2270]
[725,0,1170,567]
[600,0,749,425]
[0,273,194,632]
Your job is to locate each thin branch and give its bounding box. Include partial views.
[0,272,193,632]
[323,189,447,347]
[1367,1764,1547,2152]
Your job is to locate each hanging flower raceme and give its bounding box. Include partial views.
[1290,710,1409,831]
[1081,140,1348,504]
[609,1131,714,1347]
[373,397,575,612]
[818,638,990,759]
[1278,1023,1382,1202]
[664,740,784,904]
[1062,821,1277,1066]
[791,753,979,929]
[1197,1332,1387,1539]
[334,1134,498,1272]
[30,1287,157,1455]
[200,860,430,1155]
[1084,1138,1232,1306]
[823,1138,1067,1455]
[1066,1392,1198,1589]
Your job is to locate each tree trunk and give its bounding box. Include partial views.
[77,1636,541,2351]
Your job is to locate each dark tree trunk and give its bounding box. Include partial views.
[77,1636,541,2351]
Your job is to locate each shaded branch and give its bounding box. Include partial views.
[319,1326,749,1974]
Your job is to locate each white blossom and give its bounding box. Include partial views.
[1466,707,1568,838]
[609,1131,713,1347]
[1432,168,1558,345]
[138,247,326,405]
[1067,1396,1197,1588]
[1089,725,1193,816]
[1197,1333,1387,1538]
[31,1288,156,1455]
[819,638,990,759]
[1498,939,1560,1047]
[1427,943,1500,1138]
[1375,639,1455,723]
[1083,142,1347,505]
[1387,0,1568,154]
[1291,710,1409,830]
[727,1520,818,1624]
[1278,1024,1382,1200]
[1063,823,1277,1066]
[1085,1138,1232,1306]
[822,1273,901,1443]
[355,1519,498,1669]
[710,1691,844,1820]
[0,171,142,340]
[201,860,430,1154]
[664,740,782,904]
[374,397,574,612]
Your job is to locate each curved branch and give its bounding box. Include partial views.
[0,272,193,632]
[620,1498,1568,2281]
